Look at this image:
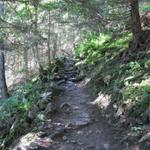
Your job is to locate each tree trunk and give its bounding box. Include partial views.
[0,51,8,99]
[47,11,51,61]
[33,3,41,69]
[130,0,142,42]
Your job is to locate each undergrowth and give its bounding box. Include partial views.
[0,57,65,149]
[75,31,150,143]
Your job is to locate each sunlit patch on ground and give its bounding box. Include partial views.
[11,132,54,150]
[91,92,111,110]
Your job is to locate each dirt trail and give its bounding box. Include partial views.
[11,59,124,150]
[50,80,123,150]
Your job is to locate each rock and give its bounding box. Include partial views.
[27,105,39,122]
[37,99,49,110]
[71,112,91,128]
[40,92,52,100]
[60,103,72,113]
[86,145,95,149]
[78,142,84,146]
[57,79,66,85]
[139,132,150,143]
[37,131,47,138]
[103,144,110,150]
[116,107,124,117]
[44,102,57,115]
[11,133,38,150]
[36,113,47,122]
[52,86,64,98]
[50,127,66,139]
[70,140,77,144]
[22,122,30,128]
[29,142,38,150]
[62,136,67,141]
[69,75,85,82]
[10,118,19,130]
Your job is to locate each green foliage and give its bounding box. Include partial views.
[75,32,131,64]
[131,126,143,137]
[0,57,65,149]
[63,1,83,16]
[42,57,65,79]
[16,67,28,73]
[77,31,150,127]
[129,61,141,73]
[0,81,43,122]
[17,5,34,18]
[143,3,150,12]
[144,59,150,68]
[39,2,60,11]
[0,80,45,149]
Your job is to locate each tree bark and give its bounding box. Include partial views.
[130,0,142,42]
[0,51,8,99]
[47,11,51,61]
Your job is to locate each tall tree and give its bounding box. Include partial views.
[130,0,142,42]
[0,1,8,99]
[0,51,8,99]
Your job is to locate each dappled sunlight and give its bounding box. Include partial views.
[91,92,111,111]
[12,132,53,150]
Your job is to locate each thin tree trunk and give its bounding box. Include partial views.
[33,3,41,69]
[130,0,142,42]
[52,34,58,58]
[47,11,51,61]
[23,48,28,79]
[0,51,8,99]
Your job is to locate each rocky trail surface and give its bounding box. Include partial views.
[11,59,124,150]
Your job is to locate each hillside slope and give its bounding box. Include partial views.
[75,31,150,149]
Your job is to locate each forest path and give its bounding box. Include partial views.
[51,79,123,150]
[46,59,123,150]
[11,59,123,150]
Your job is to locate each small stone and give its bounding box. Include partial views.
[139,132,150,143]
[29,142,38,149]
[77,131,82,134]
[73,106,79,110]
[60,103,72,113]
[78,142,84,146]
[38,125,44,130]
[88,130,92,134]
[70,112,91,129]
[37,131,47,137]
[44,102,56,115]
[37,99,49,110]
[51,86,64,97]
[47,124,53,128]
[66,140,70,144]
[96,130,101,134]
[16,147,21,150]
[62,136,67,141]
[27,111,36,121]
[40,92,52,100]
[70,140,76,144]
[103,144,110,150]
[50,127,65,139]
[86,145,95,149]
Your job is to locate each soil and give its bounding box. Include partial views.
[50,80,123,150]
[11,59,125,150]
